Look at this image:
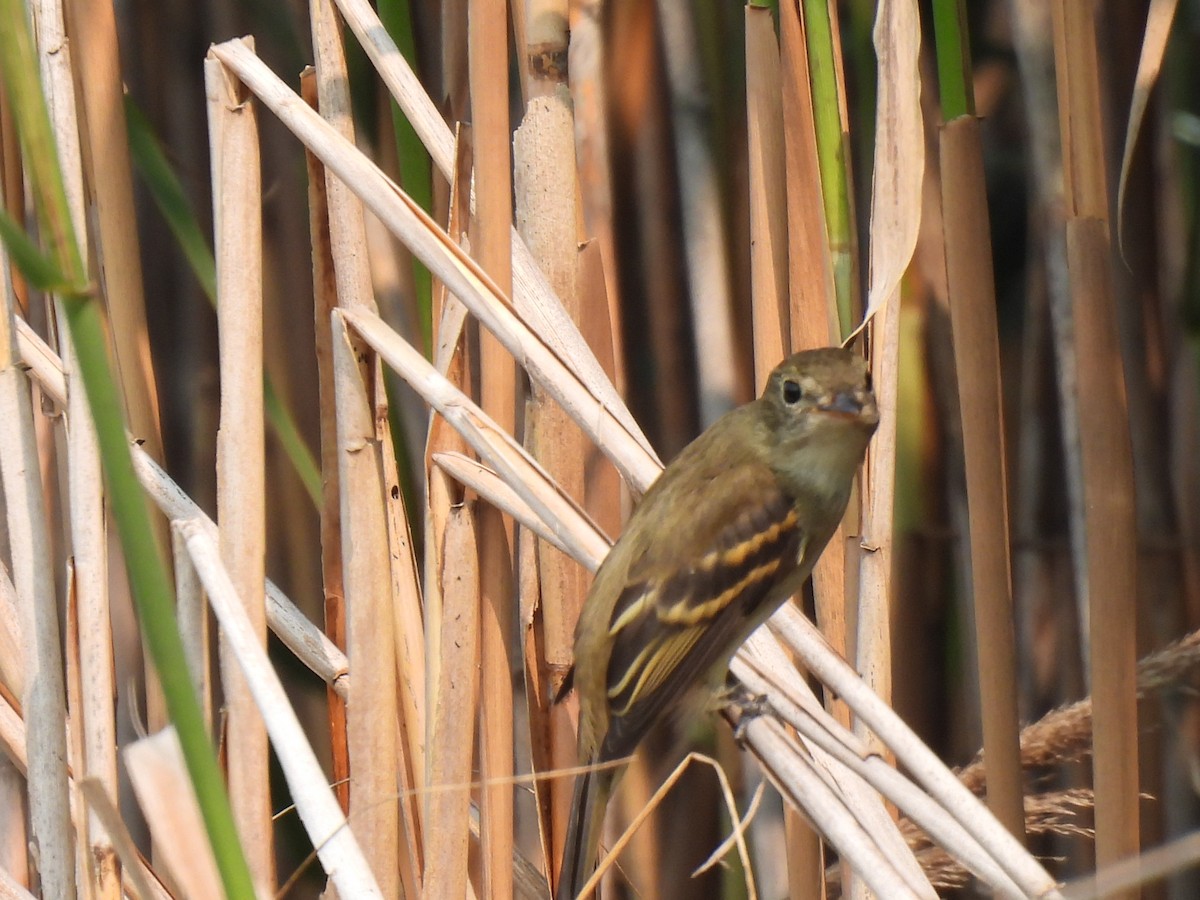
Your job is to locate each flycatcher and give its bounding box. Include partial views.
[556,347,879,899]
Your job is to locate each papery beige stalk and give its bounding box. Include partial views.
[205,45,273,891]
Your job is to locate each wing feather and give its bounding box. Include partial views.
[599,487,804,760]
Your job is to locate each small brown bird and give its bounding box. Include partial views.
[555,347,880,899]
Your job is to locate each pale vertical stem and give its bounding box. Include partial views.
[205,50,272,892]
[62,565,90,900]
[33,0,118,892]
[470,2,516,897]
[1051,0,1141,882]
[173,528,211,733]
[331,317,402,896]
[378,398,426,887]
[856,298,899,744]
[62,0,163,457]
[514,73,590,893]
[940,117,1026,842]
[179,520,384,899]
[0,269,73,898]
[311,2,403,891]
[423,504,482,898]
[65,336,118,900]
[476,503,514,900]
[514,103,584,653]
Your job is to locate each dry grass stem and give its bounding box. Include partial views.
[329,313,402,894]
[0,264,73,897]
[1051,0,1142,878]
[423,504,481,898]
[205,45,273,888]
[123,730,222,898]
[745,5,789,384]
[179,518,383,896]
[939,115,1024,839]
[732,636,1024,897]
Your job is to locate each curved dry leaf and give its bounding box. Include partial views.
[1116,0,1179,258]
[854,0,923,337]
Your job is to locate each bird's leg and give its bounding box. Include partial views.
[715,674,776,745]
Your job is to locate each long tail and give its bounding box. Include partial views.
[556,762,615,900]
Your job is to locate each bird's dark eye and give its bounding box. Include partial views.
[782,379,803,405]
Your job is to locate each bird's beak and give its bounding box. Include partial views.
[820,390,865,416]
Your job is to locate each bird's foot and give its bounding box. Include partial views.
[716,677,776,745]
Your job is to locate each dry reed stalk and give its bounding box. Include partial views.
[123,728,222,898]
[378,395,427,881]
[30,4,119,893]
[1051,0,1142,883]
[0,565,23,698]
[736,713,932,900]
[477,496,515,900]
[853,21,923,875]
[856,292,899,739]
[512,36,591,895]
[179,519,383,897]
[745,637,938,900]
[309,4,408,889]
[768,605,1060,896]
[77,779,173,900]
[0,251,73,897]
[734,629,1024,897]
[61,0,163,459]
[204,47,273,890]
[565,4,626,394]
[779,1,837,351]
[745,5,790,383]
[423,504,482,898]
[172,528,211,730]
[574,243,623,541]
[423,124,474,764]
[329,310,402,895]
[300,66,351,816]
[468,4,517,896]
[939,115,1025,841]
